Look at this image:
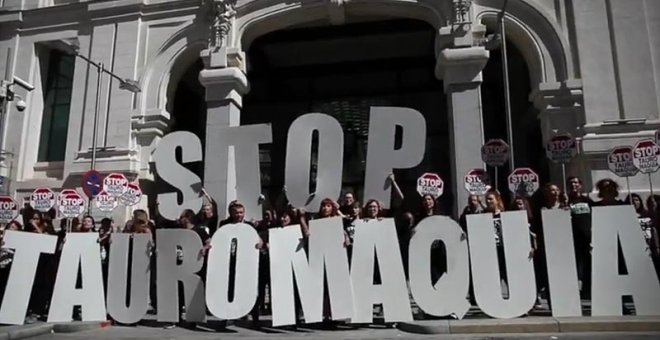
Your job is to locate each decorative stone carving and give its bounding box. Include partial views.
[207,0,237,49]
[451,0,472,25]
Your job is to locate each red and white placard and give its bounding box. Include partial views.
[632,139,660,174]
[30,187,56,212]
[546,134,577,164]
[481,139,510,167]
[58,192,85,218]
[95,190,117,212]
[416,173,444,198]
[103,173,129,198]
[118,182,142,206]
[464,169,491,195]
[507,168,540,197]
[608,146,639,178]
[0,196,19,223]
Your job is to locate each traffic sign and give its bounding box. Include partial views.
[546,134,577,164]
[103,173,129,197]
[95,190,117,212]
[0,196,18,223]
[608,146,639,178]
[58,192,85,218]
[508,168,540,197]
[118,182,142,206]
[417,172,444,198]
[30,187,56,212]
[58,189,79,207]
[464,169,491,195]
[481,139,510,167]
[82,170,103,199]
[632,139,660,174]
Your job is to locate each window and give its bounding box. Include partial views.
[38,49,74,162]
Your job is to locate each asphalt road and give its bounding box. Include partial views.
[23,323,660,340]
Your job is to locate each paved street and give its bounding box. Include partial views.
[23,324,660,340]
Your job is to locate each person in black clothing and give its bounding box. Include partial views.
[98,217,114,298]
[594,178,624,206]
[198,188,219,236]
[0,220,22,306]
[459,194,485,233]
[566,176,593,300]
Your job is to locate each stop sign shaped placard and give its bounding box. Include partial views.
[118,182,142,206]
[632,139,660,174]
[0,196,19,223]
[464,168,491,195]
[30,187,56,212]
[58,192,85,218]
[508,168,540,197]
[481,139,510,167]
[608,146,639,178]
[417,173,444,198]
[103,173,129,197]
[546,134,577,163]
[95,190,117,212]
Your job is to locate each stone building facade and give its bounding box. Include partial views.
[0,0,659,220]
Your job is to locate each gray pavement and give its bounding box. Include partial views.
[20,325,660,340]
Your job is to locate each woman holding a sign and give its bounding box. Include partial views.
[484,191,508,291]
[25,211,56,323]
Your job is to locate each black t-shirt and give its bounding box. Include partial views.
[191,225,210,244]
[568,195,593,247]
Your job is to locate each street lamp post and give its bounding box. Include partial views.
[59,39,141,211]
[498,0,515,173]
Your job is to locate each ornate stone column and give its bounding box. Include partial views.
[531,81,586,186]
[436,0,489,217]
[199,0,248,219]
[436,47,489,217]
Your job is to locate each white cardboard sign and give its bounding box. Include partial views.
[608,146,639,178]
[464,168,491,195]
[632,139,660,174]
[30,187,56,212]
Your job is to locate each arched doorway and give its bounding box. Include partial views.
[242,18,452,213]
[481,34,549,197]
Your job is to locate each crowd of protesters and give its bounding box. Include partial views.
[0,177,659,326]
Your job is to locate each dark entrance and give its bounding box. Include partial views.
[242,19,452,214]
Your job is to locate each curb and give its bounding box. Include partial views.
[396,316,660,335]
[0,324,53,340]
[52,321,112,333]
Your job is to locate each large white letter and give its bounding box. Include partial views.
[156,229,206,322]
[363,107,425,209]
[285,113,343,210]
[466,211,536,318]
[269,217,353,326]
[206,223,260,319]
[153,131,203,220]
[591,206,660,316]
[350,218,411,323]
[541,209,582,317]
[48,234,106,322]
[408,216,470,319]
[0,231,57,325]
[106,234,152,324]
[205,124,271,221]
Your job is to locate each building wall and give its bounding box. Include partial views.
[1,0,660,219]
